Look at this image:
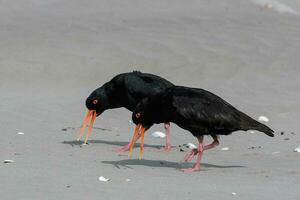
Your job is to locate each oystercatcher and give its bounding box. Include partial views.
[77,71,174,152]
[128,86,274,172]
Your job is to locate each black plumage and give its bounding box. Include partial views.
[129,86,274,172]
[77,71,174,150]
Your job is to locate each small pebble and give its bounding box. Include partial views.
[180,148,185,152]
[126,179,131,182]
[221,147,230,151]
[283,138,290,140]
[4,160,14,163]
[248,146,262,150]
[280,131,284,135]
[61,128,67,131]
[99,176,110,182]
[17,132,24,135]
[258,116,269,122]
[232,192,237,196]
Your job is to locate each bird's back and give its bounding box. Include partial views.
[110,71,174,111]
[163,86,274,137]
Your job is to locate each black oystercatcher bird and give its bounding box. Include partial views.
[128,86,274,172]
[77,71,174,152]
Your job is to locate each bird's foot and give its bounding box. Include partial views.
[181,166,200,173]
[183,149,198,162]
[164,144,172,152]
[113,144,131,153]
[154,145,172,152]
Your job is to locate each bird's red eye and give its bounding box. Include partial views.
[93,99,98,105]
[135,113,141,118]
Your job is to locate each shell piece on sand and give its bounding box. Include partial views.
[258,116,269,122]
[187,143,197,149]
[150,131,166,138]
[232,192,237,196]
[294,147,300,153]
[4,160,14,163]
[221,147,230,151]
[98,176,110,182]
[17,132,24,135]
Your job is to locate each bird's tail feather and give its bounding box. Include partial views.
[240,114,274,137]
[251,122,274,137]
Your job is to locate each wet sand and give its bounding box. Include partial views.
[0,0,299,199]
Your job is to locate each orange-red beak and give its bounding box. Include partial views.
[128,124,146,160]
[77,110,97,144]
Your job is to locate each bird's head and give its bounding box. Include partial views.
[132,97,161,129]
[129,95,164,159]
[85,88,109,116]
[77,84,115,143]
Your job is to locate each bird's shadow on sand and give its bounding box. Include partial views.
[102,159,245,170]
[62,139,167,149]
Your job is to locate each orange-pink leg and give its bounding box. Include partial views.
[184,136,219,162]
[181,136,204,172]
[164,122,171,151]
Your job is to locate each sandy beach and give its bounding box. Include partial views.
[1,0,300,199]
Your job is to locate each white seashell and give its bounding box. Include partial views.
[187,143,197,149]
[17,132,24,135]
[4,160,14,163]
[125,179,131,182]
[221,147,230,151]
[258,116,269,122]
[232,192,237,196]
[98,176,110,182]
[294,147,300,153]
[150,131,166,138]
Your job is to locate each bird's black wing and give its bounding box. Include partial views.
[172,93,242,132]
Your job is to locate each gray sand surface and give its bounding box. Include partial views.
[0,0,299,199]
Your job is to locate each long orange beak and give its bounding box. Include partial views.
[128,124,146,160]
[77,110,97,144]
[84,110,97,144]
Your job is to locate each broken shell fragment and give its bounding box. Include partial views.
[98,176,110,182]
[186,143,197,149]
[221,147,230,151]
[258,116,269,122]
[4,160,14,163]
[150,131,166,138]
